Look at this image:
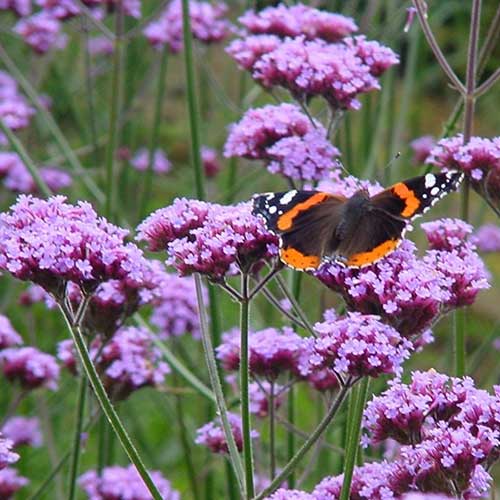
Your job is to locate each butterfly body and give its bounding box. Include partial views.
[252,171,464,271]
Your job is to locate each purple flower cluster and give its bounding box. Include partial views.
[239,3,357,42]
[2,417,43,448]
[14,12,67,54]
[58,326,169,400]
[79,465,180,500]
[0,435,18,470]
[87,35,114,56]
[0,0,31,16]
[308,312,412,379]
[201,146,221,178]
[0,195,159,299]
[426,134,500,210]
[150,273,204,339]
[410,135,436,164]
[249,381,285,418]
[0,468,29,498]
[0,152,72,193]
[224,103,340,181]
[0,71,35,133]
[144,0,229,52]
[37,0,81,20]
[131,148,172,175]
[216,326,306,379]
[472,224,500,253]
[316,219,489,340]
[137,199,278,279]
[0,346,60,390]
[195,411,259,454]
[0,315,22,350]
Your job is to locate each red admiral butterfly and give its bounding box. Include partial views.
[252,171,464,270]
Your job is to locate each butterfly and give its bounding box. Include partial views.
[252,171,464,270]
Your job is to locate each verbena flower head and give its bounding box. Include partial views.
[2,417,43,448]
[265,490,315,500]
[0,0,31,16]
[14,12,67,54]
[310,312,412,379]
[138,200,278,279]
[410,135,436,164]
[426,135,500,212]
[144,0,230,52]
[131,148,172,175]
[0,73,35,131]
[37,0,81,19]
[150,273,204,339]
[362,370,474,446]
[249,381,285,418]
[226,34,281,72]
[0,468,29,498]
[0,347,59,390]
[87,35,114,56]
[195,411,258,454]
[201,146,221,178]
[238,3,357,42]
[58,326,169,400]
[421,218,473,252]
[0,315,22,350]
[472,224,500,253]
[224,103,340,181]
[216,326,306,379]
[0,435,18,470]
[78,465,180,500]
[252,36,381,110]
[0,195,157,299]
[402,494,454,500]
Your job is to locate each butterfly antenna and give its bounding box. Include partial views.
[384,152,401,170]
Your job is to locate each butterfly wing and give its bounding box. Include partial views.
[252,190,346,270]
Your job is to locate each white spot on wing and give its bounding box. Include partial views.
[268,206,277,214]
[279,190,297,205]
[424,174,436,188]
[430,186,440,196]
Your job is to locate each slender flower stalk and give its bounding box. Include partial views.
[239,272,254,498]
[104,5,125,219]
[269,380,276,480]
[58,306,164,500]
[339,377,370,500]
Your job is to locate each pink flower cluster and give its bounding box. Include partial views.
[0,0,31,16]
[137,199,278,279]
[472,224,500,253]
[224,103,340,181]
[0,468,29,498]
[78,465,180,500]
[144,0,230,52]
[58,326,169,400]
[0,152,72,194]
[0,71,35,135]
[2,417,43,448]
[0,315,22,350]
[201,146,222,178]
[131,148,172,175]
[0,435,18,470]
[195,411,259,454]
[410,135,436,164]
[14,12,67,54]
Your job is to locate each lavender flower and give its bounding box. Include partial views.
[195,411,258,454]
[0,468,29,498]
[37,0,80,19]
[226,34,280,72]
[78,465,180,500]
[410,135,436,164]
[138,200,278,279]
[309,312,412,379]
[249,381,285,418]
[402,494,454,500]
[472,224,500,253]
[19,284,56,308]
[131,148,172,175]
[0,0,31,16]
[201,146,222,178]
[0,436,18,470]
[0,315,22,350]
[87,35,114,56]
[265,490,315,500]
[0,195,158,299]
[58,326,169,400]
[14,12,67,54]
[150,273,204,339]
[238,4,357,42]
[421,218,474,253]
[426,135,500,211]
[0,346,60,390]
[144,0,230,52]
[2,417,42,448]
[216,326,306,379]
[0,74,35,131]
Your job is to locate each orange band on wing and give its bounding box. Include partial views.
[391,183,420,217]
[346,239,400,267]
[277,193,330,231]
[280,247,320,270]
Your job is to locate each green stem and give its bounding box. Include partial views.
[67,374,87,500]
[104,5,125,219]
[181,0,205,200]
[339,378,370,500]
[255,381,351,500]
[0,121,52,197]
[269,380,276,480]
[139,47,169,220]
[58,307,164,500]
[194,275,245,494]
[240,272,254,499]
